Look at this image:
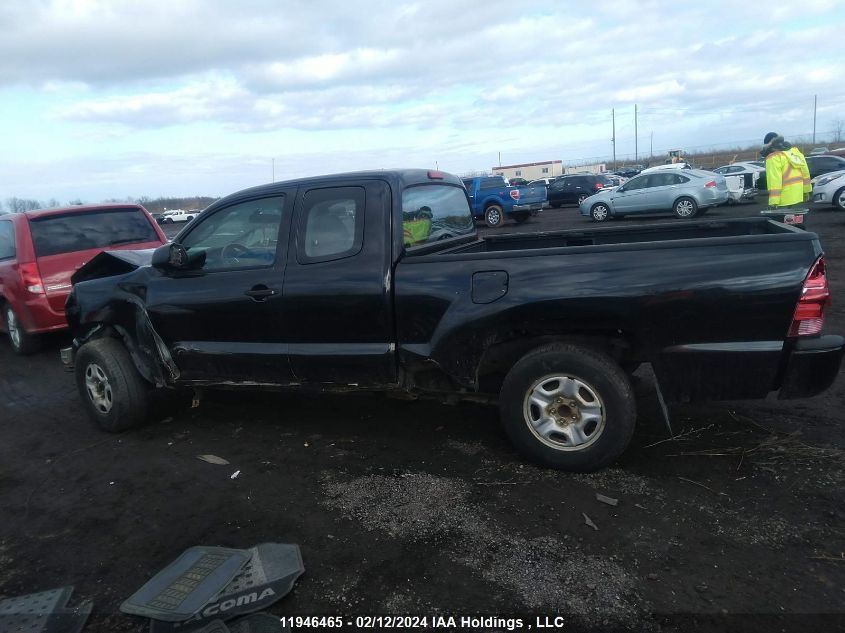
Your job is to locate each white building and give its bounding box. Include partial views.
[564,163,608,175]
[492,160,563,181]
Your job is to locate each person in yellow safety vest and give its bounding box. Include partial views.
[403,205,433,247]
[760,132,811,208]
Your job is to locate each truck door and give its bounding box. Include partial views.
[143,192,295,383]
[283,180,397,386]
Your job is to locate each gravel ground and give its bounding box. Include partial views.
[1,198,843,633]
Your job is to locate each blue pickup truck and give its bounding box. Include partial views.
[461,176,547,227]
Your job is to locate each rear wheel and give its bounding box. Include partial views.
[499,343,636,471]
[4,305,40,355]
[834,187,845,211]
[590,203,610,222]
[673,196,698,218]
[484,205,504,228]
[75,338,152,432]
[577,194,588,205]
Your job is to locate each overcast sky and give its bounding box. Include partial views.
[1,0,844,202]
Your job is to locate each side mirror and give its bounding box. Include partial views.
[151,242,188,270]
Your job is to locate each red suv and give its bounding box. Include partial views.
[0,204,167,354]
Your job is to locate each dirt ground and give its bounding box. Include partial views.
[1,199,843,633]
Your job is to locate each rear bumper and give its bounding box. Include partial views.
[512,202,544,213]
[778,335,844,399]
[653,336,844,402]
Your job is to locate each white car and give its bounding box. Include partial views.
[640,162,693,173]
[158,209,198,223]
[712,162,765,189]
[811,169,845,210]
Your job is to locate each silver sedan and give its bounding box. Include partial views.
[811,169,845,211]
[579,169,729,222]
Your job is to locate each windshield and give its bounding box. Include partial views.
[402,184,474,248]
[29,208,159,257]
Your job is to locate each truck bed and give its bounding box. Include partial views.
[442,218,804,254]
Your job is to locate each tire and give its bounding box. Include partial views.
[577,194,588,205]
[75,338,152,432]
[186,216,194,221]
[484,205,504,228]
[499,343,636,472]
[513,212,530,224]
[4,305,40,355]
[834,187,845,211]
[590,203,610,222]
[673,196,698,218]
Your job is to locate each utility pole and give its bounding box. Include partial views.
[634,104,638,162]
[812,95,817,145]
[272,158,275,183]
[498,151,501,167]
[611,108,616,169]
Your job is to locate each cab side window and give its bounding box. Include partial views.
[0,222,15,260]
[180,196,285,272]
[298,187,365,263]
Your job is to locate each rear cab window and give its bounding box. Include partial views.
[479,177,507,190]
[402,185,474,248]
[29,208,159,257]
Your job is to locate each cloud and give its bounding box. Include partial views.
[2,0,845,200]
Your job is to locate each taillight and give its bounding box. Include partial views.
[705,180,717,188]
[595,183,604,189]
[510,189,520,201]
[788,256,831,337]
[20,262,45,295]
[428,170,445,180]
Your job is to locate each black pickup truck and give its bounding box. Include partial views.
[63,169,843,471]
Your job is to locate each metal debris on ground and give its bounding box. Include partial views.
[0,586,92,633]
[149,543,304,633]
[197,455,230,465]
[595,493,619,507]
[583,513,598,531]
[121,546,253,622]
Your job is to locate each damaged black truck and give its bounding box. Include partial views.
[63,169,844,471]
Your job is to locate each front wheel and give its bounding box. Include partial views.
[673,196,698,218]
[590,203,610,222]
[75,338,152,432]
[484,205,504,228]
[834,187,845,211]
[499,343,636,471]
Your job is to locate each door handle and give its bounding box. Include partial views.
[245,285,277,301]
